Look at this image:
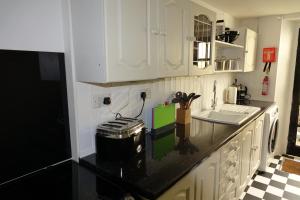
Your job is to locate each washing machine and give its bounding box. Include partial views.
[259,104,279,171]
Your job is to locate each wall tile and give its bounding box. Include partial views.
[77,73,234,157]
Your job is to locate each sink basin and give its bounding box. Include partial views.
[192,104,261,125]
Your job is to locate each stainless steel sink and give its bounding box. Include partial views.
[192,104,261,125]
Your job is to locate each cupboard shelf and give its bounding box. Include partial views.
[215,40,244,49]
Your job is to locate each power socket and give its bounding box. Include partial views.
[139,88,151,100]
[91,94,111,109]
[91,94,102,109]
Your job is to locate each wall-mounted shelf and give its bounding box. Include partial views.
[214,69,243,73]
[215,40,244,49]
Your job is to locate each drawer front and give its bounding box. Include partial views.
[219,135,241,195]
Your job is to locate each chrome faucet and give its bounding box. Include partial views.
[211,80,217,110]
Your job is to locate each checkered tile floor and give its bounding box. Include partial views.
[240,155,300,200]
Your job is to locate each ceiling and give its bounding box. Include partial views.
[200,0,300,18]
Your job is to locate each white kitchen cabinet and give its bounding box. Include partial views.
[157,115,265,200]
[157,170,195,200]
[158,152,220,200]
[238,122,255,195]
[196,152,220,200]
[71,0,158,83]
[251,114,265,175]
[188,1,216,76]
[235,28,257,72]
[219,135,241,200]
[71,0,218,82]
[158,0,189,77]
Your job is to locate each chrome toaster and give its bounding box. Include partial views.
[96,117,145,161]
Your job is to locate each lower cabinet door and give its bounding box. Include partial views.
[195,152,220,200]
[219,135,241,200]
[158,171,195,200]
[251,114,264,175]
[238,123,255,195]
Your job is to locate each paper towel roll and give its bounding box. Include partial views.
[227,87,237,104]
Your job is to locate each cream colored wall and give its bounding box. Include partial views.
[235,16,282,102]
[275,21,299,155]
[0,0,64,52]
[235,16,300,155]
[77,74,234,157]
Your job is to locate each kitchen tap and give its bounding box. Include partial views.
[211,80,217,110]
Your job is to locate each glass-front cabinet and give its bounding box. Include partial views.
[189,2,216,76]
[193,14,212,68]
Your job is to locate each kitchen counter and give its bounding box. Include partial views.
[80,100,274,199]
[0,160,141,200]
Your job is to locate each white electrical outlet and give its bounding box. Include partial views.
[91,94,102,109]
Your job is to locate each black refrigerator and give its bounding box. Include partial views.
[0,49,71,185]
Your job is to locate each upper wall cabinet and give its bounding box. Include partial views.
[235,28,258,72]
[71,0,158,83]
[71,0,217,83]
[158,0,189,78]
[188,2,216,76]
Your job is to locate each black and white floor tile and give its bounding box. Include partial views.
[240,155,300,200]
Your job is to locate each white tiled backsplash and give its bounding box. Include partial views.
[77,73,234,157]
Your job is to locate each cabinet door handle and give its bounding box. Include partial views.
[226,161,237,167]
[245,50,249,53]
[230,146,239,151]
[160,32,167,36]
[252,146,258,150]
[151,30,159,35]
[187,36,196,41]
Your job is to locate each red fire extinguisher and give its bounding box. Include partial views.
[262,75,269,96]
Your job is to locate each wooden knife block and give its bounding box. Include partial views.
[176,108,191,124]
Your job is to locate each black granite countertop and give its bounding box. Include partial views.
[0,160,143,200]
[80,100,274,199]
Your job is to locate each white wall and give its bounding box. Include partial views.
[274,20,299,155]
[0,0,64,52]
[61,0,80,160]
[236,16,300,155]
[0,0,80,160]
[77,74,234,157]
[235,16,282,102]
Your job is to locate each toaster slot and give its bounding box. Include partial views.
[108,121,128,125]
[101,124,122,129]
[116,118,134,122]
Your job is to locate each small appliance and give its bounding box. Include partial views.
[237,84,248,104]
[232,79,250,105]
[96,118,145,161]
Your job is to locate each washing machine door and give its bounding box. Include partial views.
[268,117,279,153]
